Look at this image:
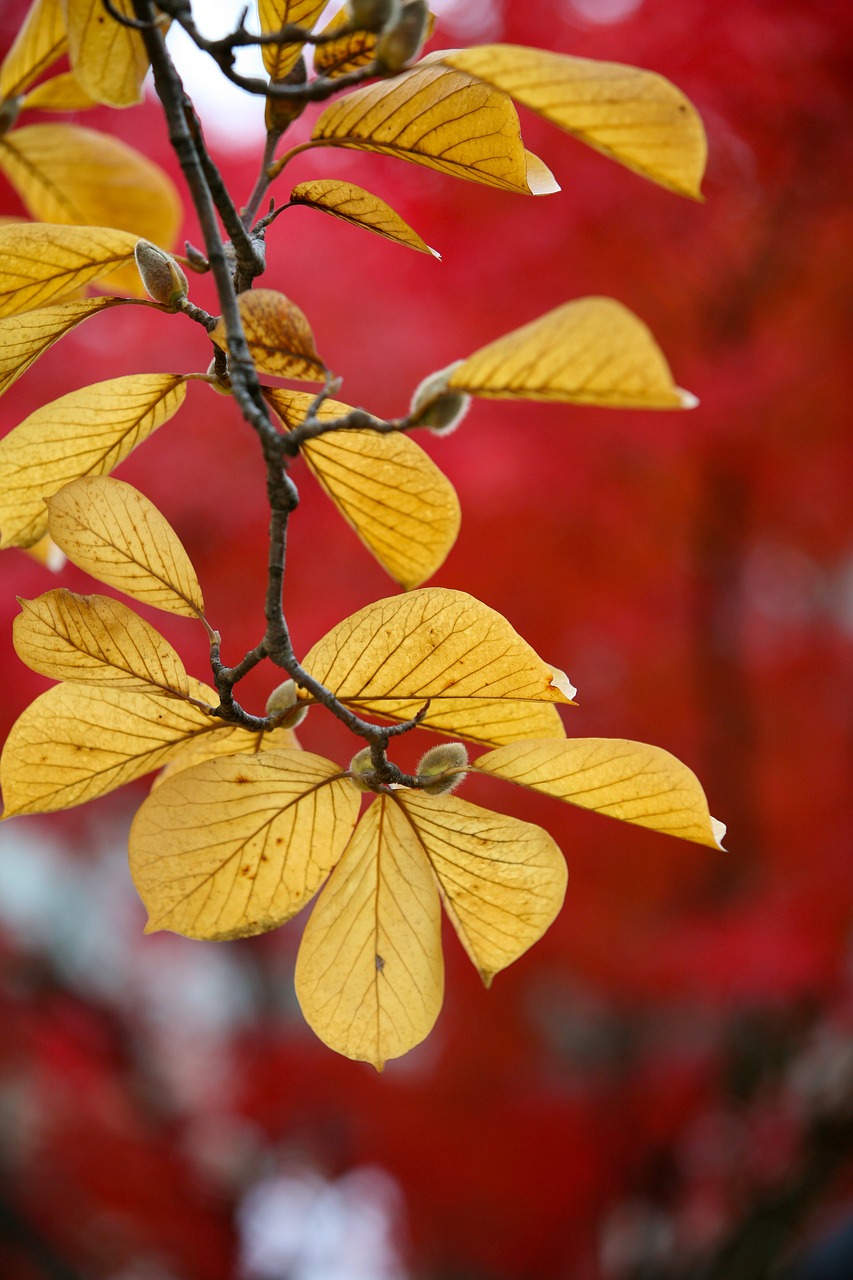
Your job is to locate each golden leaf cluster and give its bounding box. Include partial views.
[0,0,721,1066]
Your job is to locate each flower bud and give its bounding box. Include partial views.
[416,742,468,795]
[348,0,401,32]
[349,746,377,792]
[410,361,469,435]
[375,0,429,73]
[265,679,309,728]
[134,240,188,309]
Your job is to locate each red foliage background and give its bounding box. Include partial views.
[1,2,851,1277]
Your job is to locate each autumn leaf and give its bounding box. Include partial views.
[211,289,326,383]
[63,0,149,108]
[300,589,574,736]
[447,297,696,409]
[258,0,326,81]
[295,794,444,1069]
[0,0,66,101]
[289,179,439,256]
[0,680,222,817]
[474,738,726,848]
[13,589,191,696]
[312,8,436,80]
[19,71,97,112]
[393,696,567,748]
[304,60,559,195]
[0,125,181,294]
[0,297,141,399]
[0,375,187,549]
[0,223,139,318]
[443,44,707,200]
[264,388,460,589]
[395,789,567,986]
[46,476,204,618]
[312,8,378,80]
[152,724,301,790]
[130,750,359,940]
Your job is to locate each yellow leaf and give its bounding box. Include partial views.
[312,9,378,80]
[0,223,139,318]
[308,60,559,195]
[289,178,438,256]
[46,476,204,618]
[152,724,301,790]
[0,125,181,297]
[313,10,435,80]
[378,697,567,748]
[63,0,149,108]
[0,297,138,399]
[0,680,222,817]
[443,44,707,200]
[258,0,326,80]
[295,794,444,1068]
[0,0,66,100]
[301,589,573,733]
[13,589,190,696]
[19,71,97,111]
[448,297,695,409]
[474,738,726,848]
[264,388,460,589]
[0,374,187,549]
[211,289,326,383]
[130,749,360,940]
[396,789,567,985]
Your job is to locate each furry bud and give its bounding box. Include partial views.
[410,362,469,435]
[375,0,429,72]
[134,240,188,309]
[265,679,309,728]
[349,746,378,792]
[348,0,401,32]
[416,742,468,795]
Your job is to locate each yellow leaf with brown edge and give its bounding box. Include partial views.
[46,476,204,619]
[0,297,143,399]
[130,749,359,941]
[0,223,139,318]
[0,678,222,817]
[20,71,97,111]
[151,724,301,790]
[63,0,149,107]
[305,60,559,196]
[13,589,191,696]
[0,0,66,100]
[258,0,326,80]
[474,738,726,849]
[289,179,439,256]
[0,374,187,549]
[211,289,326,384]
[443,44,707,200]
[264,388,459,589]
[301,588,575,718]
[395,789,567,986]
[448,297,697,410]
[295,794,444,1069]
[0,125,181,295]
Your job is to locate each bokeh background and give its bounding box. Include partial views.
[1,1,851,1277]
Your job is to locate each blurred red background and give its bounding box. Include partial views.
[1,1,851,1277]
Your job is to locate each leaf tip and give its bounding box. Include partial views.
[678,387,700,410]
[548,666,577,703]
[711,816,727,851]
[143,917,164,935]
